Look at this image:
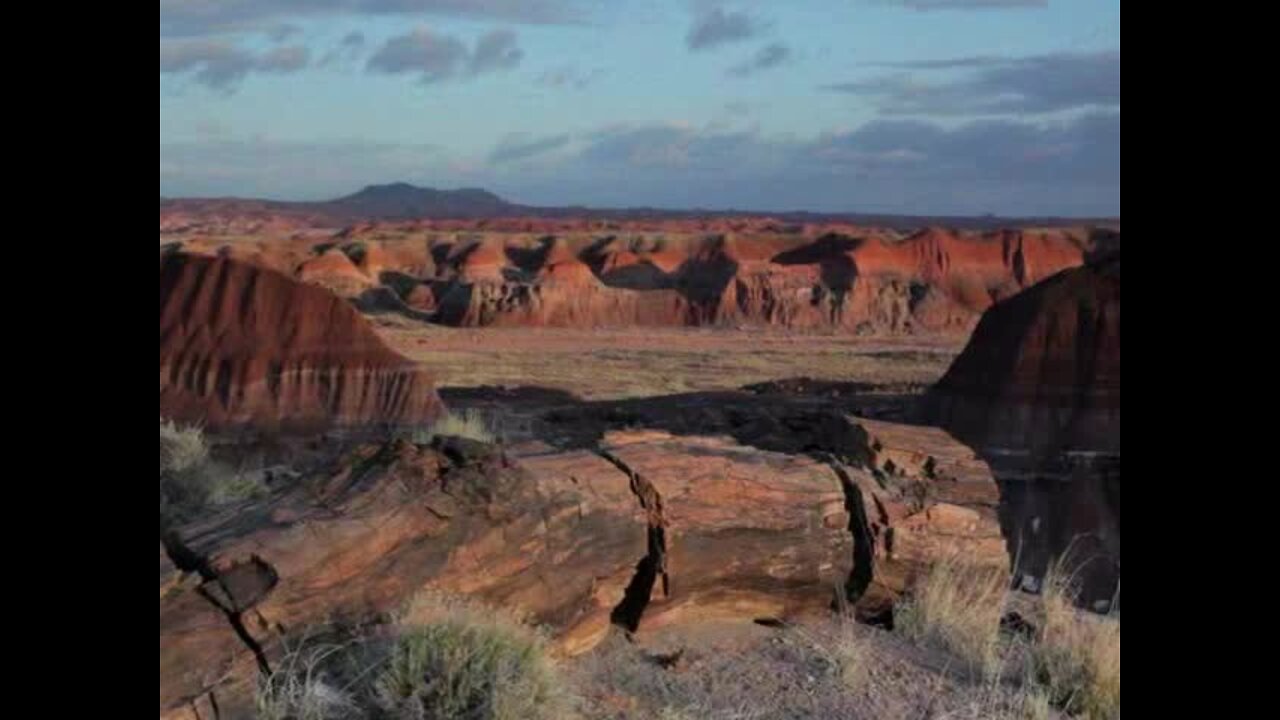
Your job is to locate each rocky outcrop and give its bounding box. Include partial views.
[159,252,444,433]
[843,418,1007,612]
[533,389,1012,614]
[159,432,850,716]
[158,412,1009,717]
[589,430,854,631]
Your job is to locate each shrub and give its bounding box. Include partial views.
[160,418,211,519]
[160,417,208,475]
[373,592,569,720]
[160,417,265,522]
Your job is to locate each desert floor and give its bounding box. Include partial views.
[376,321,961,401]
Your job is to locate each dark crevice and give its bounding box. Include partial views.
[161,519,276,676]
[161,524,215,580]
[594,448,669,633]
[189,690,222,720]
[611,548,662,633]
[824,458,876,607]
[198,585,274,676]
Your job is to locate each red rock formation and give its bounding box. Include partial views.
[295,247,374,297]
[930,252,1120,456]
[173,239,313,277]
[159,253,444,433]
[162,225,1093,334]
[759,228,1089,334]
[393,228,1084,332]
[433,273,691,328]
[348,240,436,279]
[446,239,508,282]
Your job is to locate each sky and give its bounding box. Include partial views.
[159,1,1120,216]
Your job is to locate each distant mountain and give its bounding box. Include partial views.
[159,183,1121,231]
[329,183,518,218]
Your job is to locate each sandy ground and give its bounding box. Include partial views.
[374,320,963,400]
[571,613,1065,720]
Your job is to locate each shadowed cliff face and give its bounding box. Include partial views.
[930,253,1120,456]
[928,254,1121,606]
[159,253,444,434]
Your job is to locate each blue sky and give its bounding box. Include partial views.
[159,1,1120,216]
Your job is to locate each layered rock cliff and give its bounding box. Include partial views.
[159,253,444,433]
[927,252,1121,606]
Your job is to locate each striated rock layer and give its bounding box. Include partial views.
[159,253,444,433]
[171,226,1096,334]
[431,229,1088,333]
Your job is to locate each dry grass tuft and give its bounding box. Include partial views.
[255,635,364,720]
[413,408,499,444]
[823,590,872,692]
[1030,563,1121,719]
[896,556,1010,678]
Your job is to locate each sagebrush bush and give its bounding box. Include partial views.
[258,593,569,720]
[896,556,1010,677]
[374,594,567,720]
[160,417,264,521]
[160,417,208,475]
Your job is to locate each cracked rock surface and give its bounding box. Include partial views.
[160,416,1008,718]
